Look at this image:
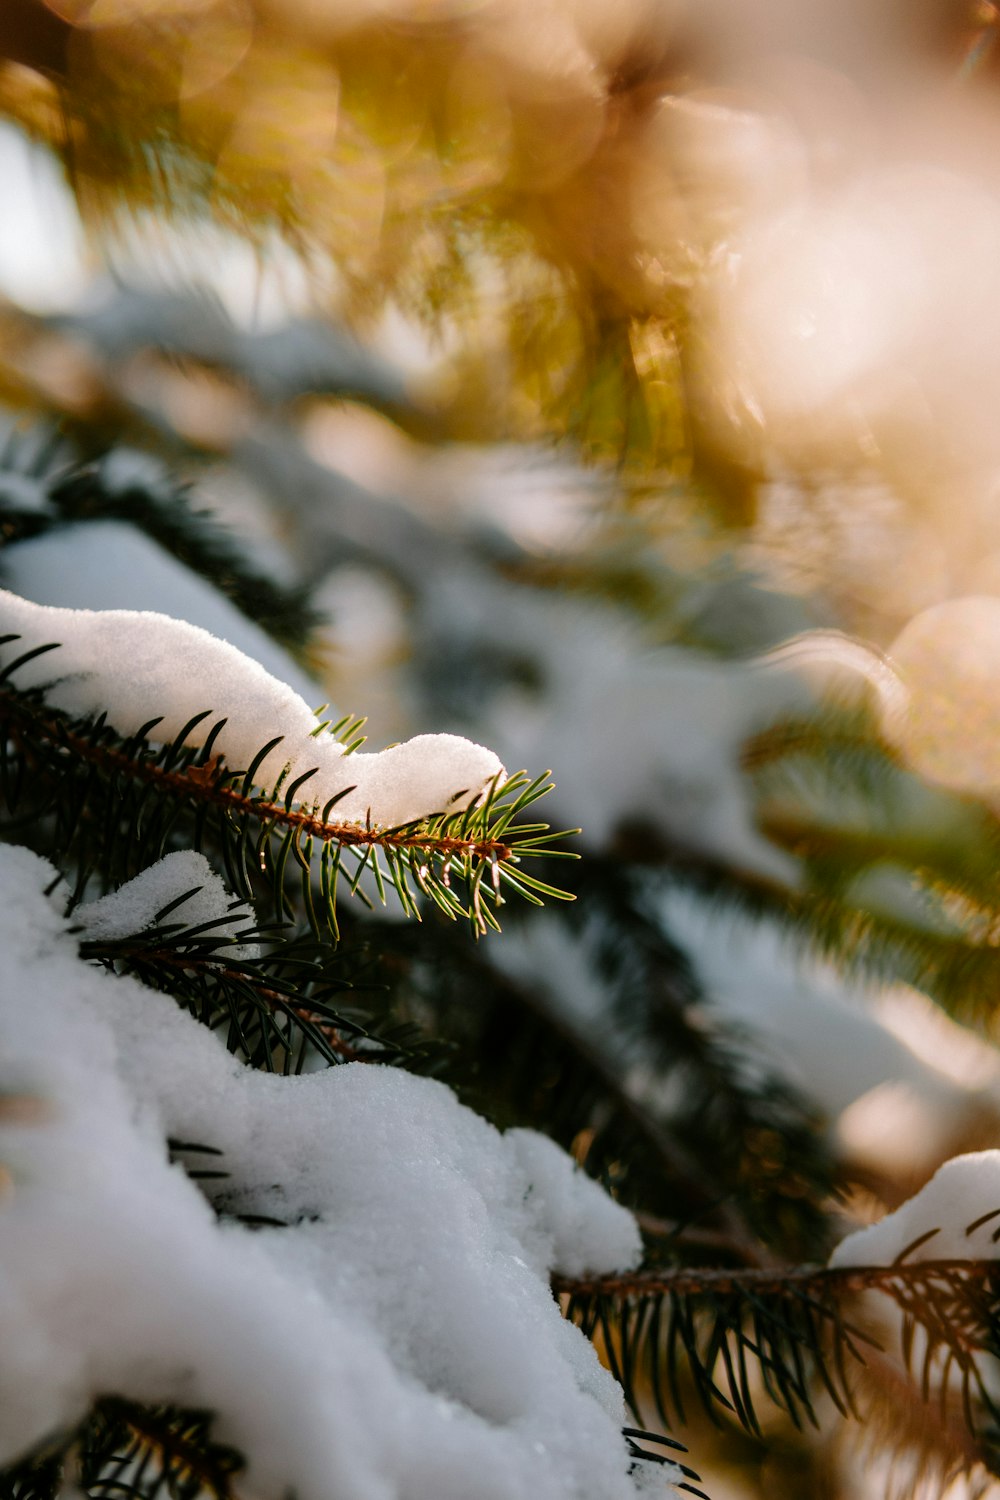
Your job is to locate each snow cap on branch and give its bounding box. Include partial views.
[4,519,321,706]
[830,1150,1000,1267]
[76,851,259,959]
[0,589,505,827]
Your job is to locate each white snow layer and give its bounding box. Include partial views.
[0,844,656,1499]
[830,1151,1000,1268]
[0,588,505,828]
[76,851,259,959]
[2,519,321,707]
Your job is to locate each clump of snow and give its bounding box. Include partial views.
[3,520,320,706]
[830,1151,1000,1268]
[76,851,258,959]
[0,589,505,828]
[630,1460,680,1495]
[504,1128,635,1280]
[0,844,654,1499]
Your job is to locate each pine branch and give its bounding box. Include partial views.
[609,793,1000,1040]
[0,1450,63,1500]
[743,703,1000,905]
[0,676,571,935]
[79,919,427,1072]
[0,434,320,656]
[50,289,413,415]
[0,1398,243,1500]
[82,1399,244,1500]
[521,974,771,1268]
[623,1427,709,1498]
[844,1345,1000,1500]
[0,4,693,463]
[734,707,1000,1025]
[558,1255,1000,1303]
[556,1252,1000,1457]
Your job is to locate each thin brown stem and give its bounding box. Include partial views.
[554,1258,1000,1301]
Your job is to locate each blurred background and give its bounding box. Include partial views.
[7,0,1000,1495]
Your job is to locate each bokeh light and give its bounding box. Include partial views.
[886,596,1000,795]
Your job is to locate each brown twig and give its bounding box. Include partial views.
[553,1257,1000,1301]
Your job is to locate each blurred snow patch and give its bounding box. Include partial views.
[0,125,88,314]
[479,590,809,881]
[662,890,1000,1168]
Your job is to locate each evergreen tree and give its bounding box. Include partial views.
[4,3,1000,1498]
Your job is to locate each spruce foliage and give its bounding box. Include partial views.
[3,3,1000,1498]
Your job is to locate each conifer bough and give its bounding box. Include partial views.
[0,588,575,932]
